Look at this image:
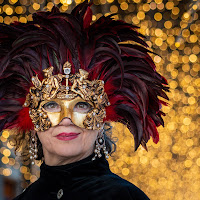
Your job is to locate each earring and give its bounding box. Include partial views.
[92,125,109,161]
[29,131,38,165]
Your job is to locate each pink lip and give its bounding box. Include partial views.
[56,132,80,141]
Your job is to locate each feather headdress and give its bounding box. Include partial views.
[0,1,168,150]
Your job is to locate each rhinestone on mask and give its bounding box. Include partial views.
[64,68,71,75]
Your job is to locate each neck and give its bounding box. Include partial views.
[43,148,94,166]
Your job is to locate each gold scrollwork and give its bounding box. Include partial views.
[24,61,110,131]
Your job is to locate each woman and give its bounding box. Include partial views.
[0,1,168,200]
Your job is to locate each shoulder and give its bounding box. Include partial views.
[13,186,31,200]
[93,172,150,200]
[13,178,45,200]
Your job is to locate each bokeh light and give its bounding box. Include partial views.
[0,0,199,199]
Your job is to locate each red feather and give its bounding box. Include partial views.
[83,6,92,29]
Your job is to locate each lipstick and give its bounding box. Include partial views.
[56,132,80,141]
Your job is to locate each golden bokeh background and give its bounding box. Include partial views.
[0,0,199,199]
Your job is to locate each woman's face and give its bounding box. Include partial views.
[37,117,98,166]
[37,97,99,166]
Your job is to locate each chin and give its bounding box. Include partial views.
[55,145,83,158]
[50,137,86,158]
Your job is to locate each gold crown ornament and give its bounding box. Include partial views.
[23,61,110,132]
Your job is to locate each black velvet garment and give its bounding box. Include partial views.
[14,154,150,200]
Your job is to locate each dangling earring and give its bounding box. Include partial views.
[92,124,109,161]
[29,130,38,165]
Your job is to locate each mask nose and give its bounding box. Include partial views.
[59,107,72,123]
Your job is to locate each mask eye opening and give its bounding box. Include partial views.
[42,101,61,112]
[73,101,93,113]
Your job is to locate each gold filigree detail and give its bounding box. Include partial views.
[24,61,110,131]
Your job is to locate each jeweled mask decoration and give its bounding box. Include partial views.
[23,61,110,132]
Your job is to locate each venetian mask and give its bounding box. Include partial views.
[23,62,110,131]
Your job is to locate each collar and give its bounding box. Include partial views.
[40,154,111,185]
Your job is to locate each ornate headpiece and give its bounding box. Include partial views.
[0,1,168,150]
[23,61,109,131]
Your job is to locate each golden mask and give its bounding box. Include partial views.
[23,62,110,131]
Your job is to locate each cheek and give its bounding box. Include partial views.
[37,130,53,148]
[82,130,98,147]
